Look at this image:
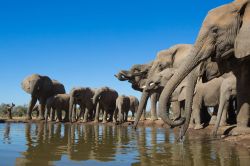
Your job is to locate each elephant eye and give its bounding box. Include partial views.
[211,27,218,34]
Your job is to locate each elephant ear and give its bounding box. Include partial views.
[235,1,250,59]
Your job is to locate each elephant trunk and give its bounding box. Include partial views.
[158,47,203,128]
[178,69,199,141]
[212,92,228,137]
[133,91,149,129]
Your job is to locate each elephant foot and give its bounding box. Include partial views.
[151,116,158,121]
[94,120,99,123]
[194,124,204,130]
[102,120,108,124]
[39,117,45,121]
[219,122,229,127]
[26,116,32,120]
[82,119,88,123]
[209,116,217,125]
[230,127,250,136]
[189,124,195,129]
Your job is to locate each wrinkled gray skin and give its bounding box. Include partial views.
[212,72,237,136]
[45,94,70,122]
[114,95,130,124]
[134,44,193,128]
[93,87,118,123]
[69,87,96,123]
[129,96,139,120]
[21,74,66,120]
[115,62,157,120]
[158,0,250,139]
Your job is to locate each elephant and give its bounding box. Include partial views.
[92,87,118,123]
[69,87,96,123]
[212,72,237,136]
[190,77,224,130]
[140,60,225,130]
[45,94,70,122]
[115,62,158,121]
[133,44,193,128]
[128,95,139,120]
[113,95,130,124]
[157,0,250,139]
[21,74,66,120]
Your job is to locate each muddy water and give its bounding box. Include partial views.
[0,123,249,166]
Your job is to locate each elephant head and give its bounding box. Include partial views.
[133,44,193,128]
[21,74,53,97]
[158,0,250,137]
[115,63,152,91]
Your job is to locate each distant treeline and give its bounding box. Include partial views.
[0,103,28,118]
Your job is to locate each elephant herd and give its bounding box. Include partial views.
[21,0,250,140]
[116,0,250,139]
[21,74,139,124]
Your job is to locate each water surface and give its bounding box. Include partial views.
[0,122,249,166]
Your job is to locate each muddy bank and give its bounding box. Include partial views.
[1,118,250,150]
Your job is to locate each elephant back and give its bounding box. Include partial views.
[52,80,66,95]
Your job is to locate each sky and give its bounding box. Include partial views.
[0,0,232,105]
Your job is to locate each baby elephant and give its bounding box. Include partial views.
[45,94,70,122]
[114,95,130,124]
[129,96,139,120]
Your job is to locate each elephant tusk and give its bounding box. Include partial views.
[149,83,155,87]
[142,85,146,89]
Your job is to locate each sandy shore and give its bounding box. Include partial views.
[1,117,250,150]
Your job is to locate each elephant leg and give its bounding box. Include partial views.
[220,101,229,126]
[56,109,62,122]
[83,108,89,123]
[39,99,46,120]
[94,103,100,123]
[63,108,69,122]
[102,110,108,123]
[125,111,129,122]
[45,106,49,122]
[150,93,158,121]
[27,97,37,120]
[236,69,250,128]
[113,108,118,123]
[192,107,203,130]
[50,108,55,121]
[229,66,250,135]
[171,101,181,121]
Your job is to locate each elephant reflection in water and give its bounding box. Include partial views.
[16,122,68,166]
[66,124,117,162]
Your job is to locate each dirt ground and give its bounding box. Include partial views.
[1,117,250,151]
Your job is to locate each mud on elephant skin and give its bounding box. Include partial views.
[21,74,66,120]
[69,87,96,123]
[93,87,118,123]
[158,0,250,139]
